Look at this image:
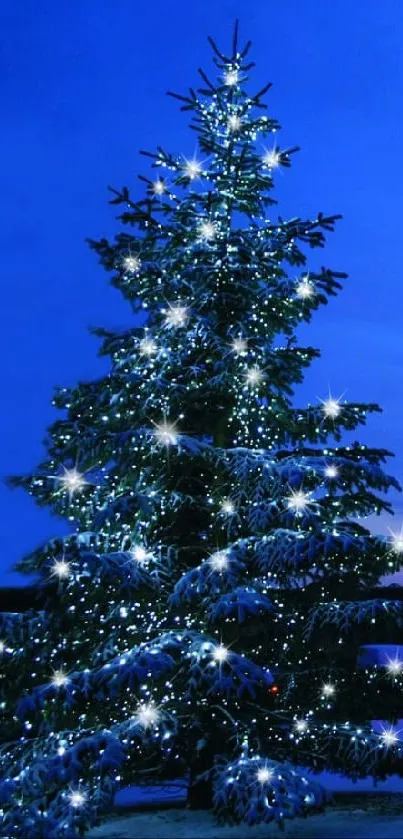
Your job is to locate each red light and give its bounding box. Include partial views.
[269,684,280,694]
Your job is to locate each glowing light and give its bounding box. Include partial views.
[294,719,308,733]
[164,304,188,328]
[322,682,335,697]
[153,418,179,447]
[212,644,229,663]
[227,114,242,132]
[286,489,314,515]
[123,255,141,273]
[183,158,203,180]
[209,550,229,571]
[388,525,403,554]
[50,558,71,580]
[0,641,5,654]
[245,366,263,386]
[54,467,86,499]
[51,669,69,688]
[232,337,248,355]
[262,149,280,168]
[385,656,403,676]
[381,725,399,747]
[198,220,216,241]
[152,179,166,195]
[295,277,315,299]
[139,337,157,357]
[220,499,235,515]
[68,789,87,808]
[136,702,160,728]
[128,545,150,565]
[257,766,273,783]
[320,393,343,419]
[324,464,339,479]
[224,69,239,86]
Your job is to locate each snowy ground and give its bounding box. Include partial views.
[87,774,403,839]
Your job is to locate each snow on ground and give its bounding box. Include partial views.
[87,806,403,839]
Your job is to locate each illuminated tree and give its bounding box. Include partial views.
[1,22,403,839]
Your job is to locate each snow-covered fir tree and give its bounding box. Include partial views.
[1,22,403,839]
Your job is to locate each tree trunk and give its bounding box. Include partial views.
[186,740,215,809]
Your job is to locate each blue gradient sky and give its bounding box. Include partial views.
[1,1,403,586]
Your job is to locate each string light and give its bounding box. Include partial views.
[51,669,69,688]
[50,558,71,580]
[381,726,399,747]
[152,179,166,195]
[136,702,160,728]
[209,550,229,571]
[227,114,242,132]
[262,149,280,168]
[123,255,141,273]
[257,766,273,783]
[153,418,179,447]
[388,526,403,554]
[245,366,263,386]
[385,656,403,676]
[232,337,248,355]
[295,276,315,299]
[67,788,87,808]
[320,392,343,419]
[224,69,239,86]
[220,499,235,515]
[294,719,308,733]
[322,683,336,697]
[212,644,229,663]
[286,489,314,515]
[53,467,86,500]
[324,464,339,479]
[183,158,203,180]
[198,221,217,241]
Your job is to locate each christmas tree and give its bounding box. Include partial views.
[1,22,403,838]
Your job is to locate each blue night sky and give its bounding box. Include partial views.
[1,1,403,587]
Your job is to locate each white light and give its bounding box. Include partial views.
[183,158,203,180]
[198,221,216,241]
[322,682,335,697]
[320,393,342,419]
[55,467,86,498]
[295,277,315,299]
[324,464,339,479]
[51,669,69,688]
[123,255,141,273]
[388,526,403,554]
[153,418,179,447]
[385,656,403,676]
[245,366,263,386]
[152,179,166,195]
[221,499,235,515]
[224,69,239,86]
[139,337,157,357]
[209,550,229,571]
[257,766,273,783]
[381,725,399,747]
[164,304,188,328]
[227,114,242,132]
[286,489,313,515]
[136,702,160,728]
[68,789,87,808]
[294,719,308,733]
[212,644,229,663]
[232,337,247,355]
[0,641,4,654]
[262,149,280,168]
[129,545,149,564]
[50,558,71,580]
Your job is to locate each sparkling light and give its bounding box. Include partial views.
[319,391,343,419]
[324,464,339,479]
[128,545,150,565]
[381,725,399,747]
[385,656,403,676]
[224,69,239,86]
[295,276,315,299]
[262,149,280,168]
[164,304,188,328]
[294,719,308,733]
[257,766,273,783]
[245,366,263,386]
[153,418,179,447]
[68,789,87,808]
[220,499,235,515]
[50,558,71,580]
[51,669,69,688]
[123,255,141,273]
[322,682,335,697]
[388,525,403,554]
[139,337,157,357]
[227,114,242,132]
[209,550,229,571]
[136,702,160,728]
[152,179,166,195]
[183,158,203,180]
[212,644,229,663]
[286,489,314,515]
[232,337,248,355]
[198,221,216,241]
[54,467,86,499]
